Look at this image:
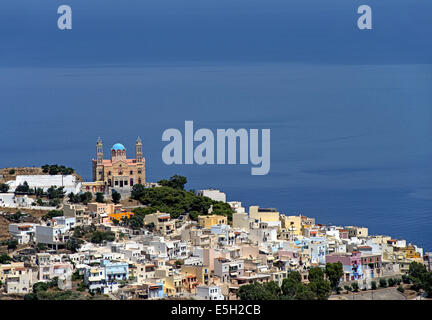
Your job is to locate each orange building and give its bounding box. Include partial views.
[108,211,134,224]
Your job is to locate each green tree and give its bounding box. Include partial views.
[7,239,18,251]
[352,282,359,292]
[388,278,396,287]
[95,192,105,203]
[237,281,281,300]
[79,192,93,204]
[0,254,12,264]
[46,186,65,199]
[158,175,187,190]
[65,237,81,253]
[0,183,9,193]
[371,281,377,290]
[379,278,387,288]
[112,190,121,204]
[308,267,331,300]
[42,210,63,221]
[15,181,30,194]
[325,262,344,290]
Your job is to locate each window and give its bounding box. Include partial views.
[130,170,133,175]
[138,170,142,174]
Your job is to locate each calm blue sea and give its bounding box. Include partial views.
[0,64,431,251]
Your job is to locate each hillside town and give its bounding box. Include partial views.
[0,140,431,300]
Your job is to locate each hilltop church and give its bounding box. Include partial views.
[91,137,146,191]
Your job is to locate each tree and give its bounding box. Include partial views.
[0,254,12,264]
[307,267,331,300]
[158,175,187,190]
[65,237,81,253]
[0,183,9,193]
[91,231,115,244]
[15,181,30,194]
[7,239,18,251]
[237,281,281,300]
[42,210,63,221]
[352,282,359,292]
[174,260,184,268]
[131,184,146,200]
[47,186,65,199]
[371,281,377,290]
[128,215,144,230]
[95,192,105,203]
[344,285,352,293]
[388,278,396,287]
[79,192,93,204]
[379,278,387,288]
[325,262,344,290]
[112,190,121,204]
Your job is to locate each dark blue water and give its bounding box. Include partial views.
[0,64,431,251]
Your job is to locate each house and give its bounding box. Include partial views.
[346,226,369,238]
[198,215,227,228]
[8,223,37,244]
[326,251,364,282]
[144,211,176,235]
[249,206,280,223]
[196,284,224,300]
[5,266,36,294]
[197,189,226,202]
[214,258,244,282]
[35,225,69,250]
[64,203,89,226]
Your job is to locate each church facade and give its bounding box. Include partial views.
[91,138,146,190]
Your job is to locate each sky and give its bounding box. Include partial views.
[0,0,431,66]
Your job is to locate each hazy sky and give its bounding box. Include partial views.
[0,0,431,67]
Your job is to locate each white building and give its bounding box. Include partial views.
[228,201,245,213]
[0,193,33,208]
[9,223,37,244]
[35,225,69,249]
[5,267,36,295]
[6,175,82,194]
[197,189,226,203]
[196,284,224,300]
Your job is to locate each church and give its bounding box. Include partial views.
[91,137,146,191]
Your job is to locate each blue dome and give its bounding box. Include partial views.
[112,143,126,151]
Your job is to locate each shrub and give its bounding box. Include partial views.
[352,282,359,292]
[397,285,405,293]
[388,278,396,287]
[371,281,377,290]
[379,278,387,288]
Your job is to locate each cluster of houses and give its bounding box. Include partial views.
[1,188,430,300]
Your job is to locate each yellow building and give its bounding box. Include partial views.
[108,211,134,224]
[198,215,227,228]
[280,215,302,236]
[181,265,210,285]
[249,206,280,223]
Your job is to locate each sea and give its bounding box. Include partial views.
[0,63,431,251]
